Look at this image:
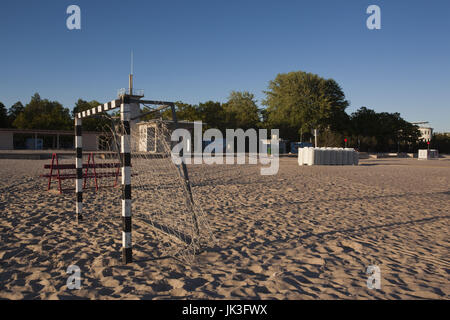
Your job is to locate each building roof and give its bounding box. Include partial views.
[0,128,101,135]
[137,119,202,125]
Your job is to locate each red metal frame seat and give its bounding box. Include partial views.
[41,153,122,193]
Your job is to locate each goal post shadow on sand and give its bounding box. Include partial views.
[74,94,202,264]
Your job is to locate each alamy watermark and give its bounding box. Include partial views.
[65,5,381,31]
[66,265,81,290]
[366,5,381,30]
[366,265,381,290]
[170,122,280,175]
[66,5,81,30]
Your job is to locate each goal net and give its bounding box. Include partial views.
[96,114,214,263]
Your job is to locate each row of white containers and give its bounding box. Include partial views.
[298,147,359,166]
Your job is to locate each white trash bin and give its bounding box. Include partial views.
[298,147,359,166]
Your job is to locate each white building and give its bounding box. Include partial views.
[0,128,100,151]
[137,120,198,153]
[418,127,433,142]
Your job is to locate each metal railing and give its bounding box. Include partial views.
[117,88,145,97]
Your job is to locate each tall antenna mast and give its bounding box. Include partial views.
[131,51,134,75]
[129,51,133,95]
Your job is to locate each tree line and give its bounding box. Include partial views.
[1,71,448,153]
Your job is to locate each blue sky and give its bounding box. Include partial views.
[0,0,449,132]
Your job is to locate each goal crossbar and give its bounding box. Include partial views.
[75,97,175,120]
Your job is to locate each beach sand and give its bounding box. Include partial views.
[0,156,449,299]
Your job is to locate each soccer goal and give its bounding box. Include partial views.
[74,95,213,264]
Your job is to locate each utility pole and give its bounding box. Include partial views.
[129,51,133,95]
[314,129,318,148]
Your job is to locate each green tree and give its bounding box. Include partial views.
[13,93,72,130]
[8,101,24,127]
[350,107,420,152]
[349,107,379,137]
[223,91,261,130]
[0,102,9,128]
[263,71,349,141]
[197,101,227,131]
[161,102,201,122]
[176,102,200,121]
[318,129,344,147]
[431,133,450,154]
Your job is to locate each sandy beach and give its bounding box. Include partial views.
[0,156,448,299]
